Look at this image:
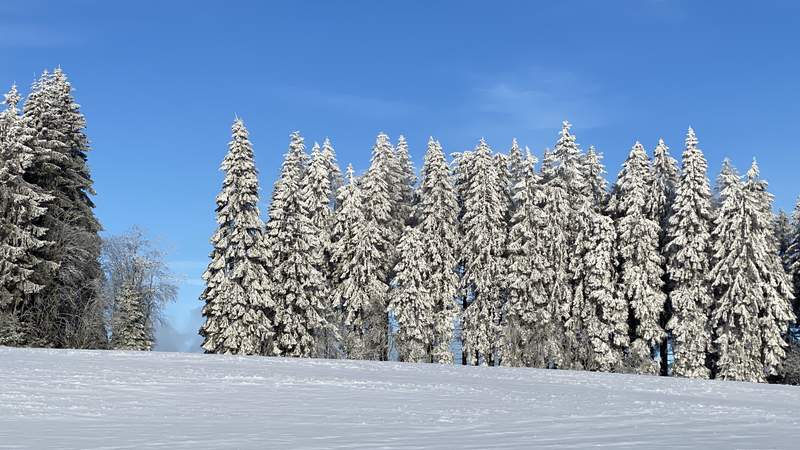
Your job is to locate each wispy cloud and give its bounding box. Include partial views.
[468,68,615,132]
[269,85,414,118]
[167,260,207,287]
[0,23,81,48]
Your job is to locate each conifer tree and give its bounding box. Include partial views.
[358,133,398,359]
[501,152,551,367]
[459,139,505,365]
[321,138,343,209]
[647,138,680,374]
[578,207,627,371]
[266,132,328,357]
[648,139,680,229]
[331,166,389,360]
[744,162,795,377]
[111,282,151,351]
[610,141,666,375]
[199,119,272,355]
[583,146,609,209]
[506,139,527,204]
[389,226,434,362]
[567,149,613,369]
[393,135,417,227]
[0,85,51,345]
[416,138,459,363]
[664,129,715,378]
[537,122,590,368]
[711,160,794,382]
[22,69,104,348]
[302,142,338,357]
[785,198,800,320]
[774,209,792,258]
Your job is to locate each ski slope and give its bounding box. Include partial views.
[1,347,798,449]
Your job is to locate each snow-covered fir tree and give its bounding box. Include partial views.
[458,139,506,365]
[646,138,680,374]
[711,160,795,382]
[578,207,627,371]
[199,118,273,355]
[320,138,343,209]
[392,135,417,227]
[389,226,434,362]
[665,129,715,379]
[610,141,666,375]
[330,166,389,360]
[538,121,591,368]
[647,139,680,229]
[744,162,795,378]
[0,85,51,346]
[785,198,800,320]
[265,132,328,358]
[357,133,398,359]
[506,139,527,203]
[416,138,459,363]
[710,160,761,381]
[111,281,151,351]
[22,68,105,348]
[302,142,338,357]
[583,146,609,209]
[501,151,551,367]
[567,149,615,369]
[774,209,792,258]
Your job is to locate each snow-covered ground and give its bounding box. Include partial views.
[1,347,798,449]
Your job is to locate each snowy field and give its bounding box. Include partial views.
[1,347,798,449]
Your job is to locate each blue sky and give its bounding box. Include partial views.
[2,0,799,351]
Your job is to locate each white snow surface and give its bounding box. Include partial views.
[1,347,798,449]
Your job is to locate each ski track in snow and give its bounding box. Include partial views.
[0,347,798,449]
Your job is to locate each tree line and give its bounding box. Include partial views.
[0,69,175,351]
[200,118,799,384]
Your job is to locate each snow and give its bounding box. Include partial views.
[1,346,798,449]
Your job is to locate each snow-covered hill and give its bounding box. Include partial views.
[1,347,798,449]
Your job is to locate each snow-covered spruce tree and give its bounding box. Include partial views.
[567,149,617,370]
[265,132,328,358]
[22,68,105,348]
[648,139,680,230]
[199,119,273,355]
[302,142,339,357]
[111,281,151,351]
[664,129,715,379]
[321,138,344,210]
[744,162,795,378]
[506,139,527,206]
[610,141,666,375]
[583,146,609,209]
[330,166,389,360]
[416,138,459,363]
[541,121,591,368]
[389,226,434,362]
[501,151,551,367]
[646,138,680,374]
[0,85,52,346]
[708,161,761,381]
[393,135,417,227]
[578,206,627,371]
[452,149,474,365]
[785,198,800,321]
[459,139,506,365]
[710,160,795,382]
[774,209,792,258]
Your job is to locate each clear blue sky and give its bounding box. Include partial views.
[2,0,799,351]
